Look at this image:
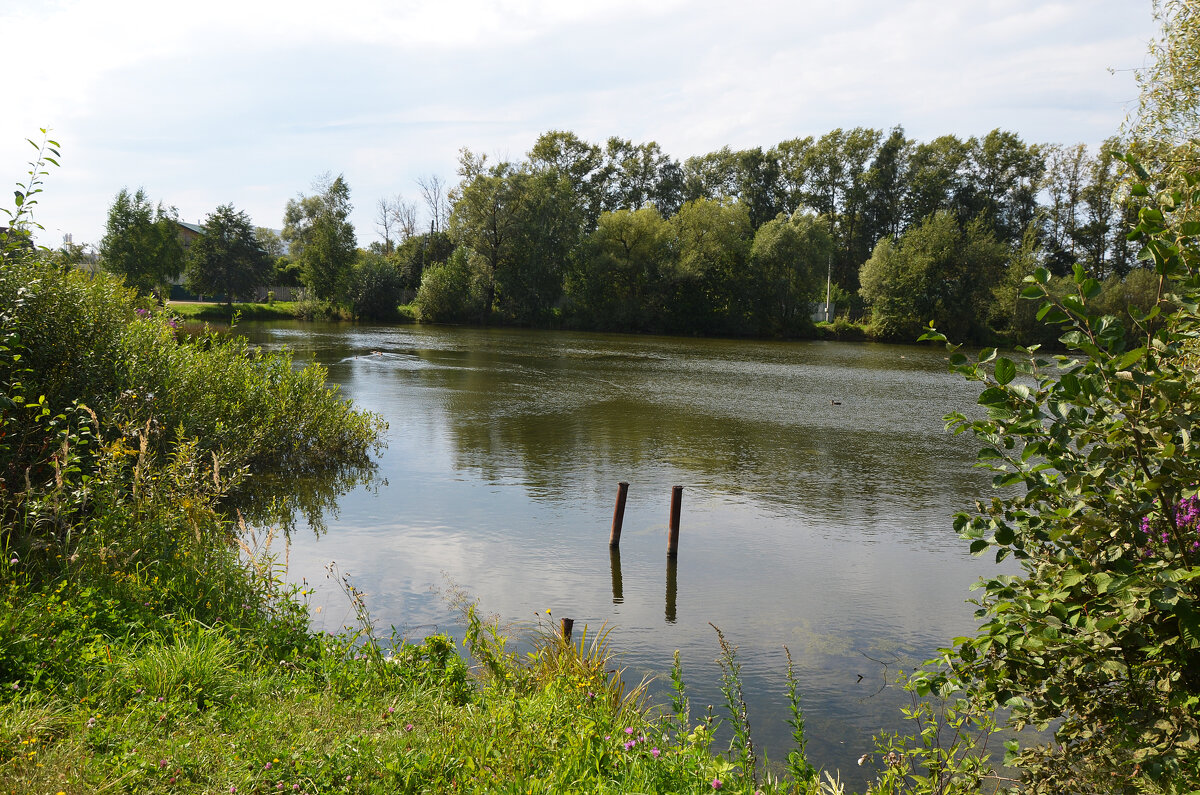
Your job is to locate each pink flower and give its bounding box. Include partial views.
[712,779,722,790]
[651,747,661,758]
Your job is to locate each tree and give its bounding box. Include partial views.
[1129,0,1200,157]
[185,204,272,304]
[565,206,673,331]
[283,174,357,302]
[448,151,520,319]
[99,188,184,296]
[748,212,831,335]
[417,174,450,234]
[254,227,286,260]
[922,156,1200,790]
[859,210,1006,340]
[667,198,753,334]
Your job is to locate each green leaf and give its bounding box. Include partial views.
[994,357,1016,385]
[978,387,1008,408]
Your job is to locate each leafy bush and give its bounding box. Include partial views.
[414,246,489,323]
[921,156,1200,790]
[347,252,404,320]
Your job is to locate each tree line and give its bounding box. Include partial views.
[95,126,1152,344]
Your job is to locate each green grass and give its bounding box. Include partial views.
[168,301,301,321]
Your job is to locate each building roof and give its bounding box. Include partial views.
[176,220,205,235]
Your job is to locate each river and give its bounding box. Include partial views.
[238,321,1004,787]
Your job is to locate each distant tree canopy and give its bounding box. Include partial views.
[404,126,1149,342]
[99,188,184,296]
[185,204,272,304]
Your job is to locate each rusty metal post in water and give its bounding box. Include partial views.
[667,485,683,557]
[609,481,630,547]
[561,617,574,643]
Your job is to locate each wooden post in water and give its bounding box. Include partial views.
[609,482,630,547]
[667,486,683,557]
[560,617,574,643]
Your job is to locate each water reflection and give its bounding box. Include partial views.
[237,321,1003,788]
[610,548,624,604]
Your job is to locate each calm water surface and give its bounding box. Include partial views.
[239,321,1003,786]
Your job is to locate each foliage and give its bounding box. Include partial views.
[346,251,404,321]
[185,203,273,303]
[920,156,1200,790]
[99,187,185,296]
[0,131,58,259]
[283,174,357,301]
[748,212,832,335]
[413,246,489,323]
[666,198,754,334]
[865,674,1001,795]
[564,205,674,331]
[1129,0,1200,157]
[860,211,1007,341]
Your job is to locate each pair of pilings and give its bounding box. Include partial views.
[561,483,683,643]
[607,482,683,557]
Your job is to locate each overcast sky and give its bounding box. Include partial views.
[2,0,1158,249]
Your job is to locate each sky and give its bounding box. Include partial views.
[2,0,1159,250]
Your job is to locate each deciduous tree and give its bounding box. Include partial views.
[283,174,356,302]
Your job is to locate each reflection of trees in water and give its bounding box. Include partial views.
[438,386,985,524]
[230,459,384,536]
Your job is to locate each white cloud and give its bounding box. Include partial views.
[1,0,1158,246]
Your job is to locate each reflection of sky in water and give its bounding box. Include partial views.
[241,321,1008,787]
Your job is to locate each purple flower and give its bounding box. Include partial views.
[651,747,661,758]
[624,727,634,735]
[712,779,722,790]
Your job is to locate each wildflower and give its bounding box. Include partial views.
[387,706,395,714]
[231,787,237,794]
[160,759,169,768]
[712,779,722,790]
[624,741,635,751]
[277,784,285,790]
[8,558,16,566]
[86,717,96,728]
[264,762,272,770]
[404,723,414,732]
[624,727,634,735]
[293,786,300,792]
[651,747,661,758]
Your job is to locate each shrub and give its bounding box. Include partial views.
[414,246,489,323]
[347,253,403,321]
[921,156,1200,790]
